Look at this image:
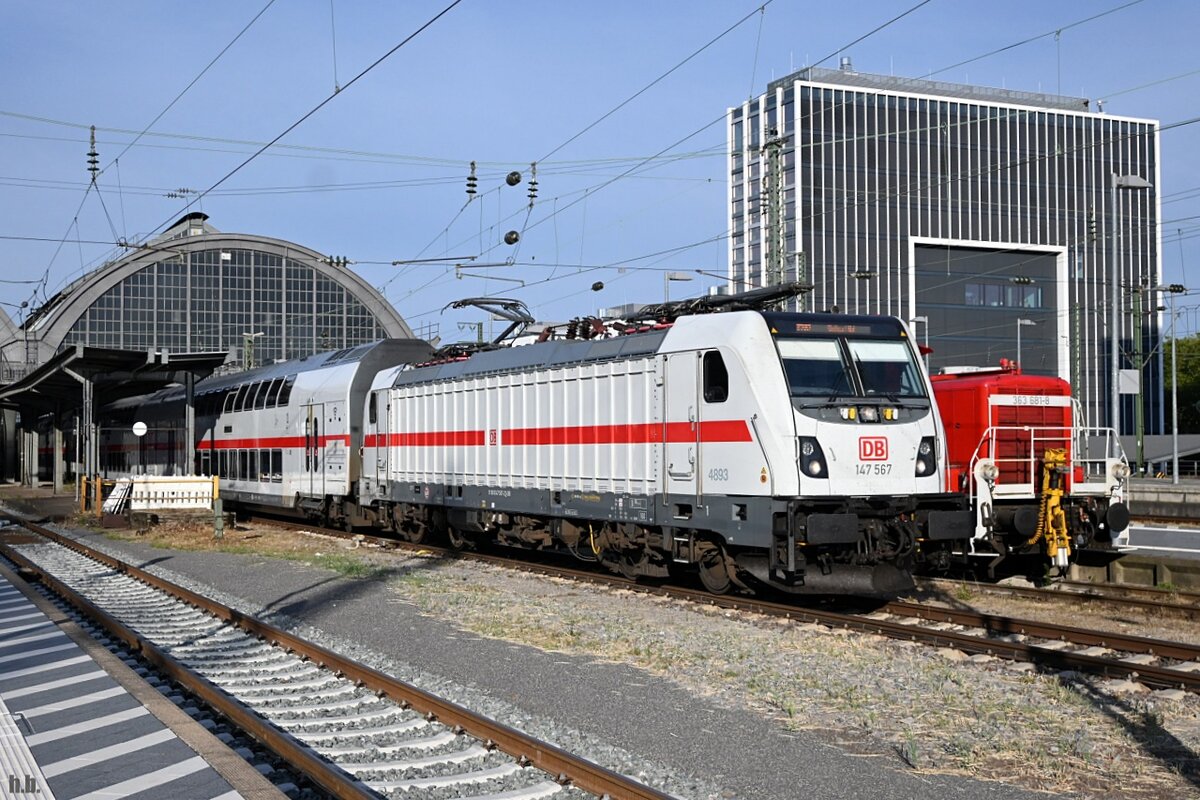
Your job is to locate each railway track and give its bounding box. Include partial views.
[916,576,1200,621]
[0,517,673,800]
[246,518,1200,693]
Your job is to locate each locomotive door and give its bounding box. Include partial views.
[663,352,700,504]
[303,403,325,497]
[369,393,388,485]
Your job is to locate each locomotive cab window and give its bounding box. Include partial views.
[777,339,854,397]
[847,340,926,398]
[703,351,728,403]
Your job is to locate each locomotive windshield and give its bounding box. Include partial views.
[777,337,926,399]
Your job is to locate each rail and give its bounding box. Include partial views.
[0,517,674,800]
[248,515,1200,692]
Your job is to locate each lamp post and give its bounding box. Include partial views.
[1110,173,1153,436]
[664,271,692,303]
[1016,318,1036,370]
[1167,286,1184,483]
[1144,284,1187,482]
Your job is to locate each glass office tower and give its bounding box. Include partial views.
[729,65,1161,432]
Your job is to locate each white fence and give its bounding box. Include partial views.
[112,476,219,512]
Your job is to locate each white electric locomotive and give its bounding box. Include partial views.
[359,298,969,594]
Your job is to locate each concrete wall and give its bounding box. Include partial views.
[1126,479,1200,519]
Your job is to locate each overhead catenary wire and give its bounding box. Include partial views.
[11,1,1200,347]
[17,0,279,318]
[144,0,466,242]
[450,0,944,269]
[99,0,279,180]
[924,0,1146,81]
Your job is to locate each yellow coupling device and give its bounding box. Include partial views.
[1029,448,1071,570]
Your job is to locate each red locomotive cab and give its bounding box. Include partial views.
[931,363,1074,497]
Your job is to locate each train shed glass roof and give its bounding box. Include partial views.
[8,213,413,373]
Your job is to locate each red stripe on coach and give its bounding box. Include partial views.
[210,435,349,449]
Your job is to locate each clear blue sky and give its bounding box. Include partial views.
[2,0,1197,340]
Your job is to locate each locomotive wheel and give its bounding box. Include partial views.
[615,554,641,581]
[447,524,473,551]
[696,541,733,595]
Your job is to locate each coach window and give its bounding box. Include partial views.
[253,382,269,410]
[703,351,729,403]
[223,390,236,414]
[368,393,377,425]
[233,384,250,412]
[271,449,282,482]
[239,450,248,481]
[278,376,295,407]
[264,378,283,407]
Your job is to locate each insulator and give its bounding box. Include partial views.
[466,161,477,196]
[506,170,522,186]
[504,230,520,245]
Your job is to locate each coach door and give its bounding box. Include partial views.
[663,352,700,508]
[303,403,325,497]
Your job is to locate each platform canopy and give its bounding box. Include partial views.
[0,344,228,414]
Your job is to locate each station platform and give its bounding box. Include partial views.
[0,553,283,799]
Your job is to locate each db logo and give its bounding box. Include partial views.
[859,437,888,461]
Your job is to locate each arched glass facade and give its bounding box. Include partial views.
[62,248,385,363]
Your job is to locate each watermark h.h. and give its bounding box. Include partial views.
[8,774,39,794]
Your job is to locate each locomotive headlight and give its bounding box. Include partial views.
[798,437,827,478]
[914,436,937,477]
[839,407,857,421]
[1111,462,1130,481]
[858,406,879,422]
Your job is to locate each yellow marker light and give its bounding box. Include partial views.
[883,408,896,420]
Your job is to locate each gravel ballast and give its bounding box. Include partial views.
[11,509,1200,800]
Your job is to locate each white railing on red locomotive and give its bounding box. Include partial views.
[967,425,1073,499]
